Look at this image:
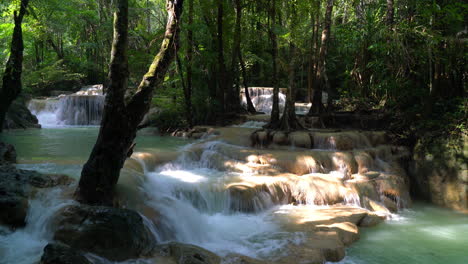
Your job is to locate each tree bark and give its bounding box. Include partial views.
[307,0,320,103]
[216,0,227,124]
[184,0,193,127]
[386,0,395,27]
[239,52,256,113]
[279,43,303,131]
[75,0,184,205]
[308,0,334,115]
[267,0,280,127]
[0,0,29,132]
[227,0,243,114]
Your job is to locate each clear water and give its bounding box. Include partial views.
[336,204,468,264]
[1,127,467,264]
[0,127,188,178]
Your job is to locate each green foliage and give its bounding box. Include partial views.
[23,61,84,95]
[0,0,465,134]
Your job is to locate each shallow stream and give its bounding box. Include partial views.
[1,127,467,264]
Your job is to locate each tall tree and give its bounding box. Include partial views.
[227,0,243,113]
[216,0,227,123]
[0,0,30,132]
[277,1,303,131]
[385,0,395,27]
[184,0,194,127]
[308,0,334,115]
[267,0,280,127]
[75,0,184,205]
[307,0,321,103]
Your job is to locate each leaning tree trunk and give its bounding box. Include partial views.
[267,0,280,127]
[75,0,184,205]
[308,0,334,115]
[0,0,29,132]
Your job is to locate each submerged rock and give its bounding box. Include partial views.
[153,242,221,264]
[53,204,156,261]
[0,163,74,228]
[0,142,16,164]
[40,243,91,264]
[223,254,267,264]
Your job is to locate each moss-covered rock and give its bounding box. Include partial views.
[412,135,467,212]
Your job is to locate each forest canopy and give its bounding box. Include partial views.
[0,0,466,135]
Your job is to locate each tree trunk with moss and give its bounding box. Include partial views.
[75,0,184,205]
[0,0,29,132]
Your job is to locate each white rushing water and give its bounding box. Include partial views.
[28,85,105,127]
[0,189,75,264]
[4,127,465,263]
[241,87,286,114]
[140,155,305,259]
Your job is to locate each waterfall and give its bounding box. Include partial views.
[28,85,105,126]
[241,87,286,114]
[55,96,104,126]
[240,87,329,114]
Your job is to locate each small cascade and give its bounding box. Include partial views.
[55,95,104,125]
[241,87,286,114]
[0,189,75,264]
[27,85,105,126]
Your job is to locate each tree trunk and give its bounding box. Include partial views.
[75,0,184,205]
[307,0,320,103]
[308,0,334,115]
[386,0,395,27]
[227,0,243,113]
[239,52,256,113]
[279,43,303,131]
[184,0,193,127]
[216,0,227,124]
[0,0,29,132]
[267,0,280,127]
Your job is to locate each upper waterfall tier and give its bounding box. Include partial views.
[28,85,105,126]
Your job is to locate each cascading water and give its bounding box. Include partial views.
[241,87,286,114]
[2,126,466,263]
[0,189,75,264]
[28,85,105,127]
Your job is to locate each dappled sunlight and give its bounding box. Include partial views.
[159,170,208,183]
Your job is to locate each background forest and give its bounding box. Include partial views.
[0,0,466,140]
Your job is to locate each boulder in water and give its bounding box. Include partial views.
[359,212,385,227]
[0,142,16,164]
[53,204,156,261]
[40,243,91,264]
[223,254,267,264]
[153,242,221,264]
[0,164,74,228]
[3,96,40,130]
[0,195,28,227]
